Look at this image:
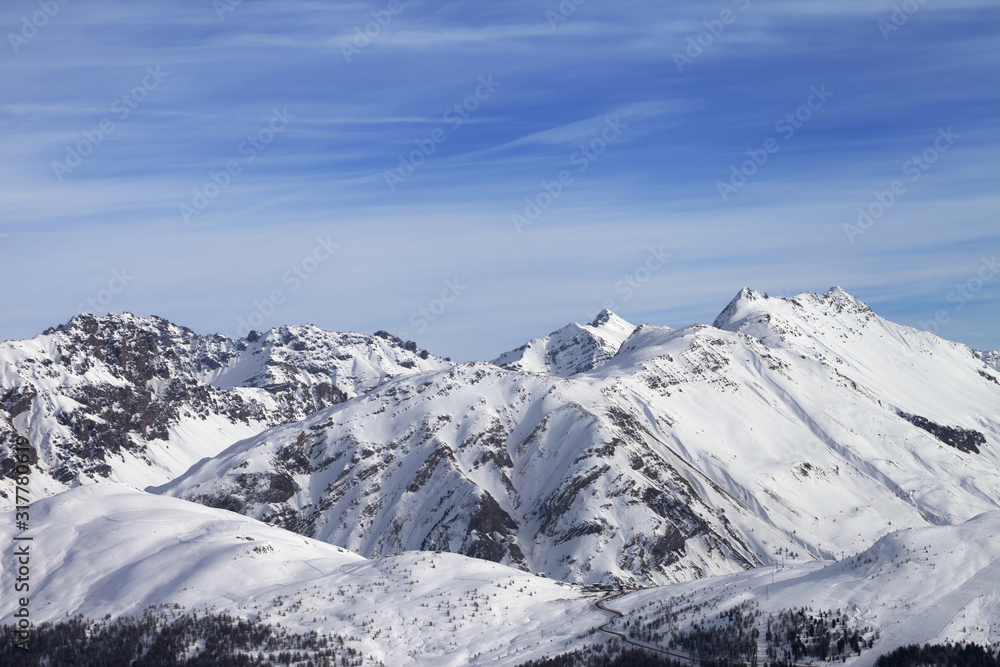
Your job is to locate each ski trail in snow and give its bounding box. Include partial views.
[766,377,937,534]
[850,558,1000,667]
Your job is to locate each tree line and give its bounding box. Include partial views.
[0,608,366,666]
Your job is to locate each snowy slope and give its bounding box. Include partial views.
[0,485,605,667]
[154,357,774,586]
[714,286,1000,432]
[492,309,637,377]
[609,510,1000,666]
[590,288,1000,566]
[0,314,449,509]
[3,486,997,666]
[158,287,1000,586]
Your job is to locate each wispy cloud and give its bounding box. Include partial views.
[1,0,997,360]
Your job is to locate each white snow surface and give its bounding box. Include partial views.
[2,287,999,663]
[0,484,603,666]
[609,510,1000,665]
[196,323,450,399]
[2,485,998,665]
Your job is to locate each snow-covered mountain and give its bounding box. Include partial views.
[492,309,637,377]
[978,348,1000,372]
[155,358,765,585]
[156,287,1000,586]
[3,484,997,665]
[0,313,450,507]
[0,484,603,666]
[3,287,999,664]
[608,509,1000,666]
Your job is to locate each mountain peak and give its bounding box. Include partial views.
[712,287,768,330]
[493,311,637,377]
[818,285,871,314]
[976,348,1000,372]
[714,286,873,333]
[737,286,767,301]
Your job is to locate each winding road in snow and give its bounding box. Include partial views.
[591,593,697,665]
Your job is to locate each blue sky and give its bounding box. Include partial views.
[1,0,998,361]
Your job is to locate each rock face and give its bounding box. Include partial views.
[896,411,985,454]
[0,313,450,505]
[158,287,1000,586]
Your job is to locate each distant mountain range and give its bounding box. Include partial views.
[2,287,998,664]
